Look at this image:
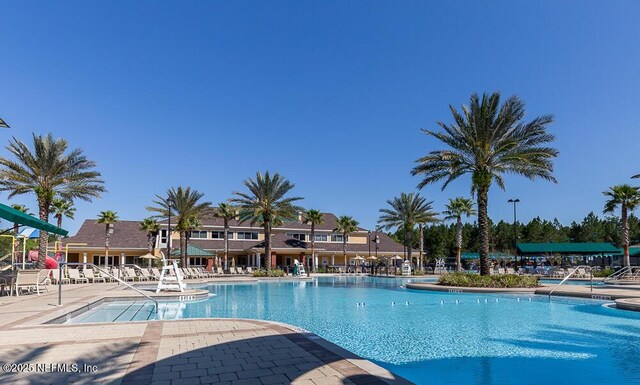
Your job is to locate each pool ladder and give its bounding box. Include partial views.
[548,265,593,298]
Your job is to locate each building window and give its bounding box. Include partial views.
[331,234,348,242]
[237,231,259,240]
[211,231,234,239]
[160,229,168,244]
[286,233,307,241]
[190,230,208,239]
[313,234,328,242]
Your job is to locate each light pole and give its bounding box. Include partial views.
[166,198,173,264]
[508,198,520,270]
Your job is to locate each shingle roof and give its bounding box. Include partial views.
[516,242,620,254]
[170,244,214,257]
[63,219,149,249]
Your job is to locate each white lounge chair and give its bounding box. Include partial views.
[83,267,105,283]
[67,268,88,284]
[14,270,47,296]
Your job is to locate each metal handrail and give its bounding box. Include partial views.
[548,265,593,298]
[603,266,640,284]
[57,262,158,312]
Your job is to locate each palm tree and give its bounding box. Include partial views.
[334,216,359,270]
[0,117,9,128]
[378,192,438,265]
[230,171,303,270]
[147,187,211,268]
[184,215,201,267]
[0,133,105,268]
[305,209,325,273]
[50,198,76,230]
[213,203,238,272]
[603,184,640,268]
[443,197,476,272]
[10,204,31,235]
[97,210,119,267]
[411,92,558,275]
[139,218,160,254]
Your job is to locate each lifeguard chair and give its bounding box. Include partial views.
[156,252,186,293]
[401,260,412,276]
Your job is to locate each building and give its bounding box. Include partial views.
[62,213,409,269]
[515,242,632,267]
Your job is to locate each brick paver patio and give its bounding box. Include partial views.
[0,281,411,385]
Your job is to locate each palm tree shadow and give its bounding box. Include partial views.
[118,332,408,385]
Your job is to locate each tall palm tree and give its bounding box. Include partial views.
[184,215,201,267]
[147,187,211,268]
[334,216,359,270]
[139,218,160,254]
[0,133,105,268]
[0,117,9,128]
[230,171,303,270]
[603,184,640,268]
[411,92,558,275]
[305,209,325,273]
[97,210,119,267]
[213,203,238,272]
[443,197,476,272]
[10,204,31,235]
[378,192,438,265]
[50,198,76,230]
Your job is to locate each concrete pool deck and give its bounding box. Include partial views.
[0,281,411,385]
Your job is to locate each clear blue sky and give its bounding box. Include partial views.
[1,1,640,234]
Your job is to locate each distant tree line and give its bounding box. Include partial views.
[390,212,640,261]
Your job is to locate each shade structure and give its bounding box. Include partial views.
[352,256,365,260]
[0,202,68,236]
[138,253,158,260]
[366,256,377,260]
[170,244,214,257]
[390,255,403,260]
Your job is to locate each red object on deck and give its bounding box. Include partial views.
[45,256,58,269]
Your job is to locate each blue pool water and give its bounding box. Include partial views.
[67,276,640,385]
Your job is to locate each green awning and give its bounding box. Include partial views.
[460,252,514,260]
[517,242,620,254]
[0,202,68,236]
[170,244,214,257]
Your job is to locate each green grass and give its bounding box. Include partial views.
[252,269,286,277]
[438,272,540,288]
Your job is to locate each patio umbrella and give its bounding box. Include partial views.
[139,252,158,268]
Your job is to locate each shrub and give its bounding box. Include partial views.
[252,269,286,277]
[414,269,426,276]
[438,272,539,288]
[592,268,615,278]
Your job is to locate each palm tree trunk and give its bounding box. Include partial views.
[343,235,347,270]
[456,217,462,272]
[105,230,111,268]
[419,224,424,271]
[406,226,413,263]
[37,202,49,269]
[264,220,272,270]
[477,187,490,276]
[224,221,229,272]
[57,215,62,229]
[311,224,315,273]
[185,233,190,267]
[622,204,630,268]
[180,232,186,267]
[148,234,153,254]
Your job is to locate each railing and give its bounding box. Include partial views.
[603,266,640,284]
[57,262,158,312]
[548,265,593,298]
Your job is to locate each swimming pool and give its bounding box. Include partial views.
[67,276,640,385]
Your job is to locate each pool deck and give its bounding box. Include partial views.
[0,281,411,385]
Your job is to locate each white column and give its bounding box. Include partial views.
[83,253,87,267]
[256,253,261,269]
[120,253,126,267]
